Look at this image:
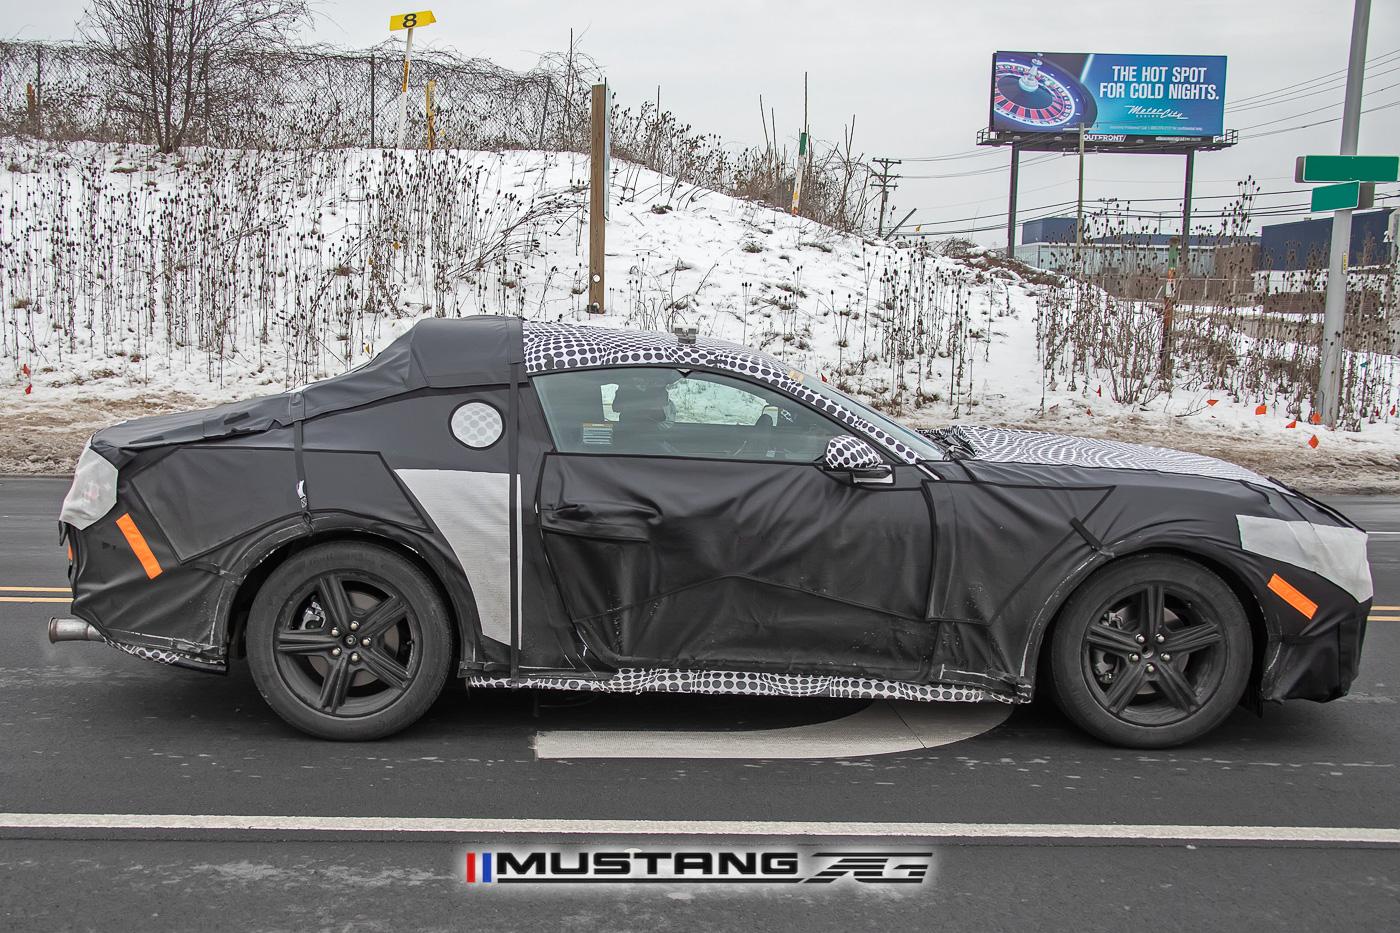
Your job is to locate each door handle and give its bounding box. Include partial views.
[540,503,651,542]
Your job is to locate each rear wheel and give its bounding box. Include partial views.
[247,542,453,740]
[1048,554,1251,748]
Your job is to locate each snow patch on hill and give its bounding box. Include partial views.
[1,141,1398,485]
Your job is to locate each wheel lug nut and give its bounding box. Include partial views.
[330,628,340,637]
[1155,633,1166,644]
[1146,663,1156,673]
[331,647,341,657]
[351,652,360,662]
[350,622,359,631]
[361,637,371,646]
[1161,653,1171,661]
[1135,634,1146,644]
[1129,653,1140,662]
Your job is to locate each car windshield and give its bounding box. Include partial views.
[798,374,947,461]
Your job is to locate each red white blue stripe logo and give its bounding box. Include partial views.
[464,852,494,883]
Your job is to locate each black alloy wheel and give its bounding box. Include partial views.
[247,542,453,740]
[1048,554,1252,748]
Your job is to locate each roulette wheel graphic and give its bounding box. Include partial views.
[992,53,1097,131]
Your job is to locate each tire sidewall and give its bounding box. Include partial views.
[1049,555,1252,749]
[247,542,454,741]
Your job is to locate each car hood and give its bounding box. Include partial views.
[928,424,1276,487]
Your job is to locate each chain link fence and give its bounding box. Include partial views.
[0,39,594,151]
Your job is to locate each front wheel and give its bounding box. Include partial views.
[1048,554,1252,748]
[247,542,453,740]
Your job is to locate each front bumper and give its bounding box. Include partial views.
[1262,596,1369,703]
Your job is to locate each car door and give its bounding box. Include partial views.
[531,366,938,681]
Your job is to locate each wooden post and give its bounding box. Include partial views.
[396,26,415,148]
[791,72,809,216]
[1162,235,1179,382]
[425,79,436,149]
[588,82,608,314]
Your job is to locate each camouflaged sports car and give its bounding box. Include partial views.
[51,318,1373,746]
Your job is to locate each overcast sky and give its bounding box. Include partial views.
[16,1,1400,243]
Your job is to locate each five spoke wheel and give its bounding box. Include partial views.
[248,543,453,740]
[1082,581,1226,726]
[1049,555,1252,748]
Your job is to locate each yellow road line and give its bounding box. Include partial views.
[0,586,70,593]
[0,597,72,603]
[1374,605,1400,611]
[1371,616,1400,622]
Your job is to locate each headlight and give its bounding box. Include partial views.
[1238,514,1372,603]
[59,441,119,530]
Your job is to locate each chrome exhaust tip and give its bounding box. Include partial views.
[48,618,104,643]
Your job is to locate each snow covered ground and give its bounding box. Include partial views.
[2,140,1398,488]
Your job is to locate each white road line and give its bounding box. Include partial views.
[0,813,1397,845]
[534,701,1011,760]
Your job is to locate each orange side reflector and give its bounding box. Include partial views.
[1268,574,1316,620]
[115,513,163,580]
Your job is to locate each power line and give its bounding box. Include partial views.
[1227,60,1400,113]
[902,153,1061,179]
[1226,47,1400,106]
[1236,81,1400,130]
[907,184,1397,230]
[1246,96,1400,139]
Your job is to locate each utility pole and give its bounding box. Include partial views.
[1319,0,1371,427]
[1075,125,1086,251]
[870,158,901,238]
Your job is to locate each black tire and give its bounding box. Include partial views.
[247,542,453,740]
[1048,554,1251,748]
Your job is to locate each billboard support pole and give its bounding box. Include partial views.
[1319,0,1372,428]
[1005,142,1020,258]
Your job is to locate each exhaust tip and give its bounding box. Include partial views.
[48,618,104,643]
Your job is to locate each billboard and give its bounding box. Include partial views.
[989,52,1227,140]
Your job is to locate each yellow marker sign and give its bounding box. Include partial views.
[390,10,435,30]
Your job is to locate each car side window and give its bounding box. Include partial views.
[533,367,848,462]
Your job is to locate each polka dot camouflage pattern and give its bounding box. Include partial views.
[823,435,882,470]
[523,322,924,463]
[450,401,503,448]
[468,668,1019,704]
[106,639,183,666]
[931,424,1278,486]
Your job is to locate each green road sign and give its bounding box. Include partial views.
[1295,154,1399,184]
[1310,181,1375,213]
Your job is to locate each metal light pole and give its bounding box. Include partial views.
[1319,0,1371,427]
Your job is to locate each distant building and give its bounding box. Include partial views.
[1257,208,1394,271]
[1015,217,1258,284]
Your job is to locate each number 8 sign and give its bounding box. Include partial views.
[390,10,436,30]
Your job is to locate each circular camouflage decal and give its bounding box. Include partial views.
[450,401,503,449]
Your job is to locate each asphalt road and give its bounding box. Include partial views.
[2,476,1398,932]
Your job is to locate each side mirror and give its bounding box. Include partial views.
[822,436,892,482]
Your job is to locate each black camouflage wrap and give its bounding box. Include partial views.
[60,318,1370,708]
